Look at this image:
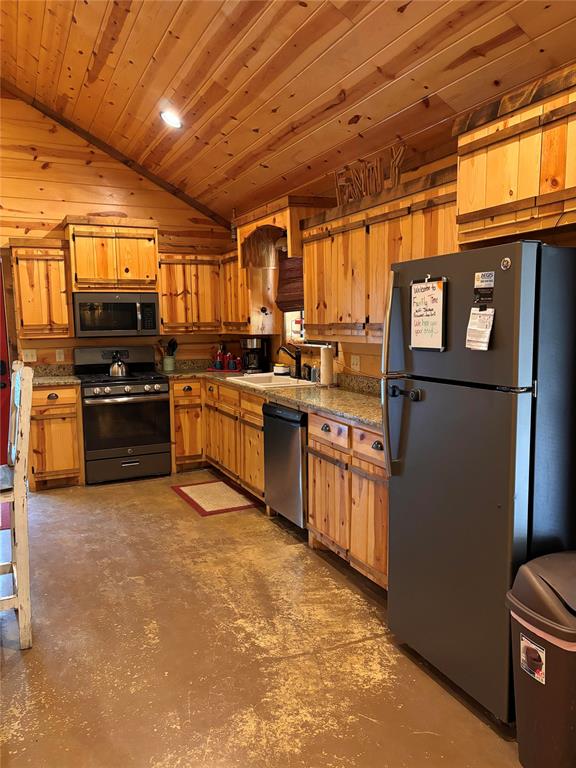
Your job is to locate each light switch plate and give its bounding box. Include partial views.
[350,354,361,371]
[22,349,37,363]
[55,349,65,362]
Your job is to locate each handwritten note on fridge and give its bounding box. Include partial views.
[410,278,446,351]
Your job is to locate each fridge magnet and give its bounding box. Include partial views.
[466,307,494,351]
[520,634,546,685]
[409,276,447,351]
[474,271,495,303]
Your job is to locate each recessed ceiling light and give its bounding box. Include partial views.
[160,110,182,128]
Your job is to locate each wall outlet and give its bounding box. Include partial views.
[55,349,65,362]
[22,349,37,363]
[350,354,361,372]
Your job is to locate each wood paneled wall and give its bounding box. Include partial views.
[0,93,232,251]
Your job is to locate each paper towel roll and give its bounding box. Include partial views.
[320,346,333,387]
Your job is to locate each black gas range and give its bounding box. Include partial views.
[74,347,171,485]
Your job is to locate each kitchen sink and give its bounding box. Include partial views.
[240,373,314,389]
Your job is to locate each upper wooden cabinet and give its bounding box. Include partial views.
[220,251,250,332]
[10,240,72,339]
[65,217,158,291]
[158,253,220,334]
[302,163,458,340]
[234,196,334,336]
[455,85,576,245]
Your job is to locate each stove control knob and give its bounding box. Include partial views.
[93,387,101,395]
[104,386,111,394]
[124,385,132,393]
[153,383,161,392]
[144,384,152,392]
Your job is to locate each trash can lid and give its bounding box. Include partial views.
[506,551,576,643]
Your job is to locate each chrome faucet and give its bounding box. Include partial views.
[277,345,302,379]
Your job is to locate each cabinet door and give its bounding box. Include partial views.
[204,405,219,463]
[115,230,157,288]
[193,260,221,331]
[174,403,203,462]
[350,461,389,586]
[30,411,80,480]
[367,214,411,334]
[217,407,239,476]
[308,443,350,550]
[221,256,250,331]
[303,236,329,331]
[159,258,194,333]
[240,417,264,496]
[333,226,366,333]
[13,249,71,338]
[72,228,117,288]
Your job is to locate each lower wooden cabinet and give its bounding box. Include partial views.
[307,438,350,552]
[173,403,203,465]
[239,415,264,496]
[350,459,389,588]
[217,405,239,476]
[29,386,83,491]
[307,414,389,588]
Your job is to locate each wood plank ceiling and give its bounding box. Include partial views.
[1,0,576,219]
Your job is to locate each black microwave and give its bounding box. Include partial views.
[73,292,159,337]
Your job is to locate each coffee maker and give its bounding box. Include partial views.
[241,338,270,374]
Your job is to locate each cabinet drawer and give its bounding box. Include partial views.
[218,384,240,407]
[172,379,201,401]
[352,427,386,469]
[240,391,265,419]
[204,381,218,402]
[308,413,349,450]
[32,386,77,408]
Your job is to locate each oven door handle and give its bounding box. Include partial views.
[83,394,169,406]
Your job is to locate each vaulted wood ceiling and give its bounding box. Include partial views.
[2,0,576,219]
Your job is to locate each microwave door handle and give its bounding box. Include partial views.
[136,301,142,332]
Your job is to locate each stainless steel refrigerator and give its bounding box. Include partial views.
[380,241,576,723]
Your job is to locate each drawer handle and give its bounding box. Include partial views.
[183,385,192,392]
[47,393,59,400]
[121,461,140,468]
[321,423,331,432]
[208,386,214,392]
[371,440,384,451]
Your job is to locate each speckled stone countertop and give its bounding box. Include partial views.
[32,375,80,387]
[193,372,383,431]
[265,386,382,431]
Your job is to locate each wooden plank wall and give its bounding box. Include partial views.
[0,93,232,251]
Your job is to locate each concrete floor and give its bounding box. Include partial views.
[0,469,520,768]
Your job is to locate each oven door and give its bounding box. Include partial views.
[82,394,170,460]
[74,293,158,337]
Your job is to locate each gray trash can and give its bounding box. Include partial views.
[506,552,576,768]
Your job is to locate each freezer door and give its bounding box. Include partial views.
[387,378,532,723]
[389,241,538,387]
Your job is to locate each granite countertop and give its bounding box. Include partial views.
[197,372,383,431]
[33,375,80,387]
[265,386,382,431]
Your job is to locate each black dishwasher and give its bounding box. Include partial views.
[263,404,307,528]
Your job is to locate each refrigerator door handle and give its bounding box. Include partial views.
[381,377,393,477]
[381,269,396,376]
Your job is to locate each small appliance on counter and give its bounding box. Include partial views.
[241,338,270,374]
[74,347,171,484]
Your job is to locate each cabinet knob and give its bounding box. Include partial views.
[47,392,59,400]
[208,386,214,392]
[183,385,192,392]
[371,440,384,451]
[321,423,331,432]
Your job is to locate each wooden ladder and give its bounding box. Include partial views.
[0,361,34,649]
